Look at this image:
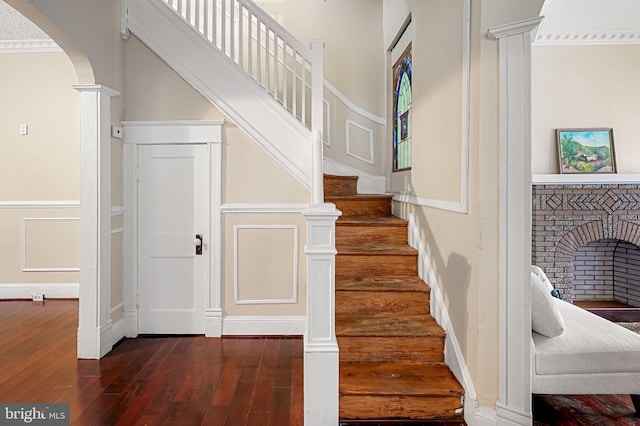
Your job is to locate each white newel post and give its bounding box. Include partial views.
[74,84,120,359]
[303,204,341,426]
[487,17,543,426]
[305,38,340,425]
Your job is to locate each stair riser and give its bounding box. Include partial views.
[324,176,358,197]
[336,292,430,316]
[338,337,444,364]
[336,255,418,277]
[336,226,407,245]
[330,199,392,218]
[339,395,464,420]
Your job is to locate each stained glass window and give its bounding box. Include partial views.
[393,44,412,171]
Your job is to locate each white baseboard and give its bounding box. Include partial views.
[123,309,138,338]
[111,318,126,346]
[0,283,79,299]
[406,214,498,425]
[222,315,306,335]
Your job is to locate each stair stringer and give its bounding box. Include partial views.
[128,0,312,189]
[406,213,497,425]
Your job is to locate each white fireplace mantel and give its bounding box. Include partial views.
[533,174,640,185]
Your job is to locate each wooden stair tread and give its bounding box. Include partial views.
[324,174,359,197]
[336,276,429,292]
[337,216,408,226]
[340,363,464,396]
[327,194,392,202]
[337,244,417,255]
[336,315,445,337]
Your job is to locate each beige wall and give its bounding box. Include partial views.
[124,35,310,317]
[532,44,640,174]
[384,0,543,410]
[255,0,386,176]
[0,52,80,286]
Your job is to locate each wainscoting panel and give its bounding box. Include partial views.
[233,224,299,305]
[346,119,374,165]
[22,217,80,272]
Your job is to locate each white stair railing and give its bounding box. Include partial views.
[162,0,317,133]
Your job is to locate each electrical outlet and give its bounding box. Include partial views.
[32,294,44,302]
[19,124,28,135]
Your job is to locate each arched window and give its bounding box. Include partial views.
[393,44,412,171]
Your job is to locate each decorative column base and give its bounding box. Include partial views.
[303,202,341,426]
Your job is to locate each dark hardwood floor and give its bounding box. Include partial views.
[0,300,302,425]
[2,300,639,425]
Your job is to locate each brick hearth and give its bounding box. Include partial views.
[532,183,640,304]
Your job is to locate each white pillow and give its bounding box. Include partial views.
[531,265,554,293]
[531,272,565,338]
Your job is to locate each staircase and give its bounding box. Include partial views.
[324,174,465,424]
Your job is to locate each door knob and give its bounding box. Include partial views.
[195,234,203,255]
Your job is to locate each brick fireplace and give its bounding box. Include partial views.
[532,180,640,306]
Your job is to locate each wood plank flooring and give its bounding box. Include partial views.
[2,299,639,425]
[0,300,302,425]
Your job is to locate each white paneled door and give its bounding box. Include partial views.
[138,144,209,334]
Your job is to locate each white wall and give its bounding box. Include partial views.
[532,44,640,174]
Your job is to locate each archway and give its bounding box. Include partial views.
[3,0,117,359]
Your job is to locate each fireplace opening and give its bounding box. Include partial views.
[572,239,640,307]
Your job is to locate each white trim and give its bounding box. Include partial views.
[220,203,307,214]
[533,173,640,185]
[406,214,482,424]
[122,120,224,144]
[233,224,299,305]
[345,120,375,166]
[535,31,640,46]
[323,79,385,125]
[488,16,542,425]
[487,17,545,40]
[21,217,80,272]
[0,39,61,53]
[111,205,125,216]
[222,315,306,335]
[323,99,331,147]
[111,318,126,346]
[110,302,124,314]
[121,0,130,40]
[393,193,468,214]
[74,84,120,359]
[123,309,138,338]
[0,283,79,299]
[123,121,224,338]
[111,227,124,235]
[390,0,470,215]
[0,201,79,209]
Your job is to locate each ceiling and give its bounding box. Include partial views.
[1,0,640,47]
[0,1,59,51]
[536,0,640,45]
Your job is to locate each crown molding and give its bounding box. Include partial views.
[535,31,640,45]
[0,39,61,53]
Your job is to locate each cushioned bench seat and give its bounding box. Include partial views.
[533,300,640,376]
[530,266,640,412]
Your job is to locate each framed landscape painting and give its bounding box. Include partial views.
[557,128,616,174]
